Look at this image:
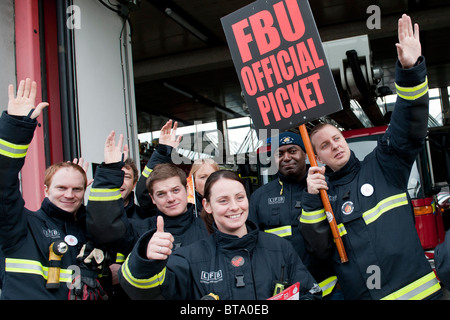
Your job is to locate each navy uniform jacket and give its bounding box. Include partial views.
[434,230,450,288]
[300,58,442,300]
[86,162,209,256]
[249,171,336,296]
[135,143,173,214]
[249,173,308,260]
[119,221,321,300]
[0,112,90,299]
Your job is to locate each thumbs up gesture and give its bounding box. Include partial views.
[147,216,174,260]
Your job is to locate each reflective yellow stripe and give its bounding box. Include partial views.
[299,209,326,224]
[121,257,166,289]
[337,223,347,237]
[395,77,428,100]
[142,166,153,178]
[88,188,121,201]
[381,271,441,300]
[362,193,408,225]
[0,138,29,158]
[116,253,126,263]
[278,179,283,196]
[264,225,292,237]
[319,276,338,297]
[5,258,73,282]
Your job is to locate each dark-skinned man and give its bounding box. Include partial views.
[249,132,338,299]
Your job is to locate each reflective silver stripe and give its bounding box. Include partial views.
[142,166,153,178]
[319,276,338,297]
[381,271,441,300]
[121,257,166,289]
[395,77,428,100]
[0,138,29,158]
[362,193,408,225]
[299,209,326,224]
[337,223,347,237]
[5,258,73,282]
[264,225,292,237]
[88,188,121,201]
[116,253,126,263]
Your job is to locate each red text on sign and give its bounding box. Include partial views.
[256,72,324,126]
[231,0,306,63]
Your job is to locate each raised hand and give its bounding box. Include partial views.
[72,157,93,187]
[7,78,49,119]
[104,130,129,164]
[396,14,421,69]
[146,216,174,260]
[159,119,182,148]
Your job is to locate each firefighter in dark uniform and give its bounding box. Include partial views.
[0,79,106,299]
[135,119,182,214]
[136,120,219,217]
[86,132,209,262]
[119,170,321,300]
[249,132,338,298]
[249,132,308,257]
[300,14,442,300]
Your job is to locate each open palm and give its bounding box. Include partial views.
[396,14,421,69]
[8,78,48,119]
[104,130,129,164]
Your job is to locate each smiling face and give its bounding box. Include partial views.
[44,167,86,214]
[203,178,248,238]
[274,144,307,178]
[150,176,188,217]
[310,124,351,172]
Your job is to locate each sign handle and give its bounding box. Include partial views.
[298,124,348,263]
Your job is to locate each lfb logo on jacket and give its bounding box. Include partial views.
[201,270,223,284]
[42,228,60,239]
[268,196,285,205]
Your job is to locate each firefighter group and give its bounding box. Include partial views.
[1,14,449,300]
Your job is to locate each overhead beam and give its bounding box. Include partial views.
[319,6,450,42]
[133,6,450,84]
[133,45,233,83]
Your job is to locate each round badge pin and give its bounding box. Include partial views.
[231,256,245,267]
[341,201,354,215]
[64,235,78,246]
[360,183,374,197]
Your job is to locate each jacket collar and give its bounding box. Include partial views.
[277,164,309,186]
[326,151,361,185]
[158,203,195,235]
[41,197,86,222]
[125,191,142,218]
[213,220,259,253]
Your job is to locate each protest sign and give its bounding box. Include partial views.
[222,1,349,263]
[221,0,343,132]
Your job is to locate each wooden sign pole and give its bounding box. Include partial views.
[299,124,348,263]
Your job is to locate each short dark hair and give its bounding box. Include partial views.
[123,158,138,184]
[146,163,187,195]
